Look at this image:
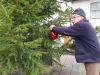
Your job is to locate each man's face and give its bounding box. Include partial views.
[71,14,84,24]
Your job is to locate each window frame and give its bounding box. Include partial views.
[90,2,100,19]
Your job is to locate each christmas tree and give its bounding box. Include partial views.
[0,0,72,75]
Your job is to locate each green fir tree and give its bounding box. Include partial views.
[0,0,72,75]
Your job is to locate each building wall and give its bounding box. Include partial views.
[72,0,100,28]
[72,0,90,19]
[90,0,100,3]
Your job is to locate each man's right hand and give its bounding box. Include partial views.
[49,25,56,30]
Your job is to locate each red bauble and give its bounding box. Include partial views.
[48,31,58,40]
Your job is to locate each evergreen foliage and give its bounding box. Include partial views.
[0,0,72,75]
[95,26,100,33]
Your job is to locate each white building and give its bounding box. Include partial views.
[72,0,100,28]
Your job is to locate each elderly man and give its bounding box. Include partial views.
[50,8,100,75]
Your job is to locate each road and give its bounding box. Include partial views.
[47,55,86,75]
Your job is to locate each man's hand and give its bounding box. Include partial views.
[49,25,56,30]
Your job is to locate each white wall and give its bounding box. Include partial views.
[72,0,90,19]
[72,0,100,28]
[90,0,100,3]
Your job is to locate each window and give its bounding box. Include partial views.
[90,2,100,19]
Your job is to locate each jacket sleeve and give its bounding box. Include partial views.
[52,24,83,37]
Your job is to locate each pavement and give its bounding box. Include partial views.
[45,55,86,75]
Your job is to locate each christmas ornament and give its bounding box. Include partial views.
[48,31,58,40]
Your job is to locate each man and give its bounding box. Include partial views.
[50,8,100,75]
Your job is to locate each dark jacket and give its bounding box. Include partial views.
[52,18,100,63]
